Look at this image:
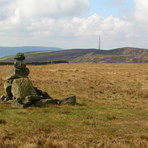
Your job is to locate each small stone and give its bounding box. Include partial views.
[34,99,59,107]
[59,96,76,105]
[11,99,24,108]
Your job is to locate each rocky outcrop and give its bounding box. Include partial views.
[1,53,78,108]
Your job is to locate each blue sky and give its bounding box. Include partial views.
[87,0,134,17]
[0,0,147,49]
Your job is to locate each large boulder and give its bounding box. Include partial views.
[11,77,37,100]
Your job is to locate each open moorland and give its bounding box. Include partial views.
[0,63,148,148]
[1,47,148,63]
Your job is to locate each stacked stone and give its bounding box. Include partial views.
[4,53,30,101]
[1,53,77,108]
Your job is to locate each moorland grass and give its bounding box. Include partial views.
[0,63,147,148]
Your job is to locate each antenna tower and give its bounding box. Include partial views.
[98,35,101,50]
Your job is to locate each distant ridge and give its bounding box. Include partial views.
[0,46,62,57]
[0,47,148,63]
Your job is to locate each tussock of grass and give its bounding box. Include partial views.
[0,63,147,147]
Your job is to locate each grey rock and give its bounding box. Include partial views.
[34,99,59,107]
[11,99,24,108]
[59,96,76,105]
[14,53,25,61]
[14,61,26,69]
[4,81,13,100]
[1,53,78,108]
[11,78,37,100]
[5,67,30,80]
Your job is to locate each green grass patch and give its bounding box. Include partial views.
[0,56,13,61]
[0,50,52,61]
[25,50,52,55]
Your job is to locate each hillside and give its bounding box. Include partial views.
[0,46,62,57]
[0,47,148,63]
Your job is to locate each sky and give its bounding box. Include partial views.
[0,0,147,49]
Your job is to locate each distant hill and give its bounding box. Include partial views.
[0,47,148,63]
[0,46,62,57]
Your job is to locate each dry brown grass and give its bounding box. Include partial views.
[0,63,147,148]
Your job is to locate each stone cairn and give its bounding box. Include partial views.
[1,53,77,108]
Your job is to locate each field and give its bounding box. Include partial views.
[0,63,148,148]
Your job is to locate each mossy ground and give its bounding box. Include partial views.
[0,63,147,148]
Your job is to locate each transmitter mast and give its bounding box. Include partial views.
[98,35,101,50]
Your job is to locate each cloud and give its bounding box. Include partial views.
[0,0,15,20]
[0,0,147,49]
[0,12,134,48]
[0,0,89,19]
[16,0,89,18]
[134,0,148,23]
[0,0,90,32]
[107,0,128,6]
